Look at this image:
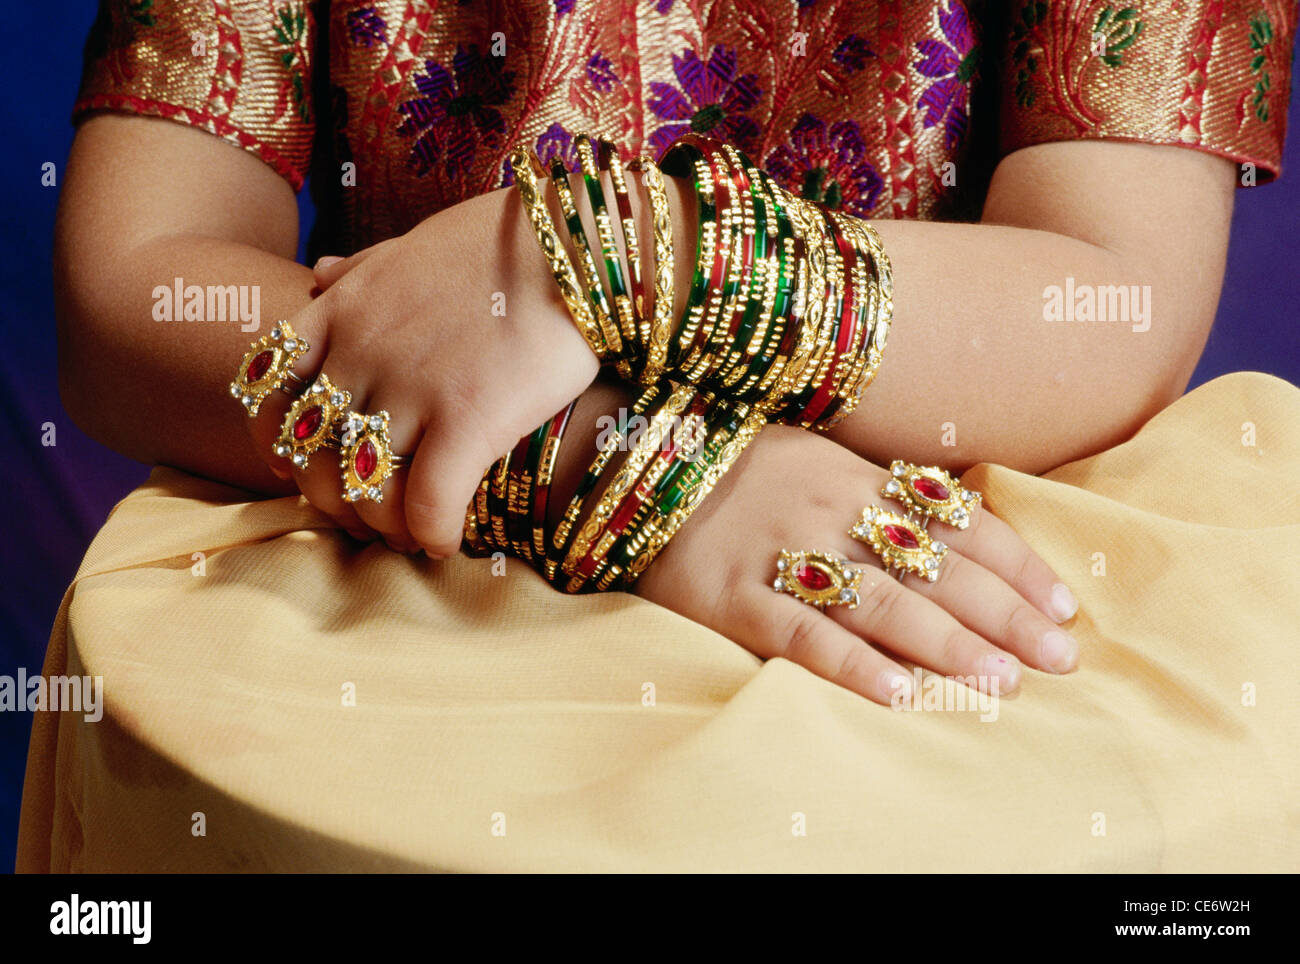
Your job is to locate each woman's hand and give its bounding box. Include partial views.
[634,423,1080,706]
[244,186,600,555]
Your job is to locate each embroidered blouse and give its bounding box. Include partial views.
[75,0,1296,253]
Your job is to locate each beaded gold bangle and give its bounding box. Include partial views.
[589,396,742,591]
[560,382,699,589]
[629,156,676,387]
[548,381,666,580]
[574,135,638,353]
[680,142,747,385]
[509,147,613,360]
[547,155,625,359]
[572,390,719,593]
[616,398,766,589]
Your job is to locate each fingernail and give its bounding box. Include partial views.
[313,255,344,271]
[1041,630,1079,673]
[1049,583,1078,623]
[881,671,912,708]
[981,654,1021,692]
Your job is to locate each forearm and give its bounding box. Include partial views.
[828,142,1234,475]
[828,218,1209,475]
[55,232,314,493]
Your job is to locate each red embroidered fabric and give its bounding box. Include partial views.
[74,0,1295,250]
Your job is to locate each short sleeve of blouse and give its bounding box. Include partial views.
[74,0,315,191]
[998,1,1296,182]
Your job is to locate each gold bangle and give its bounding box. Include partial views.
[509,147,611,360]
[764,195,826,407]
[547,155,624,359]
[575,135,638,353]
[829,213,893,421]
[674,155,719,371]
[561,382,698,584]
[623,402,765,583]
[630,156,676,387]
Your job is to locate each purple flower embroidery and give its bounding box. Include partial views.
[554,0,576,16]
[655,0,674,12]
[500,123,579,186]
[397,45,517,179]
[587,52,618,93]
[647,46,762,157]
[833,34,875,73]
[346,7,386,47]
[914,1,978,150]
[764,114,884,218]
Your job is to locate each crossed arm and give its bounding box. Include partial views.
[56,114,1234,497]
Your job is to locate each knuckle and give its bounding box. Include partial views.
[1012,549,1038,589]
[857,573,901,630]
[830,642,870,691]
[939,624,979,669]
[778,608,824,666]
[999,602,1037,646]
[403,496,458,556]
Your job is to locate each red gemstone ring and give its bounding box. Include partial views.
[773,549,864,609]
[230,321,310,416]
[850,504,949,583]
[880,460,981,531]
[274,373,353,470]
[339,410,407,504]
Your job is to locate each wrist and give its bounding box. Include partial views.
[545,376,635,531]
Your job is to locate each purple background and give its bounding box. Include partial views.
[2,3,1297,870]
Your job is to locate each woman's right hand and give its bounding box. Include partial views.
[244,186,600,555]
[633,422,1081,706]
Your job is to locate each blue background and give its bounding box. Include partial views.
[2,3,1297,871]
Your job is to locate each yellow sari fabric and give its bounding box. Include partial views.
[17,371,1300,871]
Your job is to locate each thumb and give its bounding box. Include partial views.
[312,245,379,290]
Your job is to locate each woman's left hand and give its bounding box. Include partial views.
[633,422,1080,705]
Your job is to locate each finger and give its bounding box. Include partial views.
[257,333,378,543]
[313,244,381,290]
[903,549,1079,674]
[736,585,914,707]
[826,556,1021,695]
[934,502,1079,625]
[404,419,501,558]
[288,436,379,544]
[242,311,332,472]
[346,404,424,554]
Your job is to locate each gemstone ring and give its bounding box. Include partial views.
[339,410,408,504]
[850,504,949,583]
[273,373,353,470]
[773,549,864,610]
[230,321,310,416]
[879,460,981,531]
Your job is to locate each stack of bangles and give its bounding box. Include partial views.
[228,130,968,598]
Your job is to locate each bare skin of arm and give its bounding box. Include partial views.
[57,116,1233,503]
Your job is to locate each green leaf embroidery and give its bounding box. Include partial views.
[1248,12,1275,123]
[1093,6,1144,68]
